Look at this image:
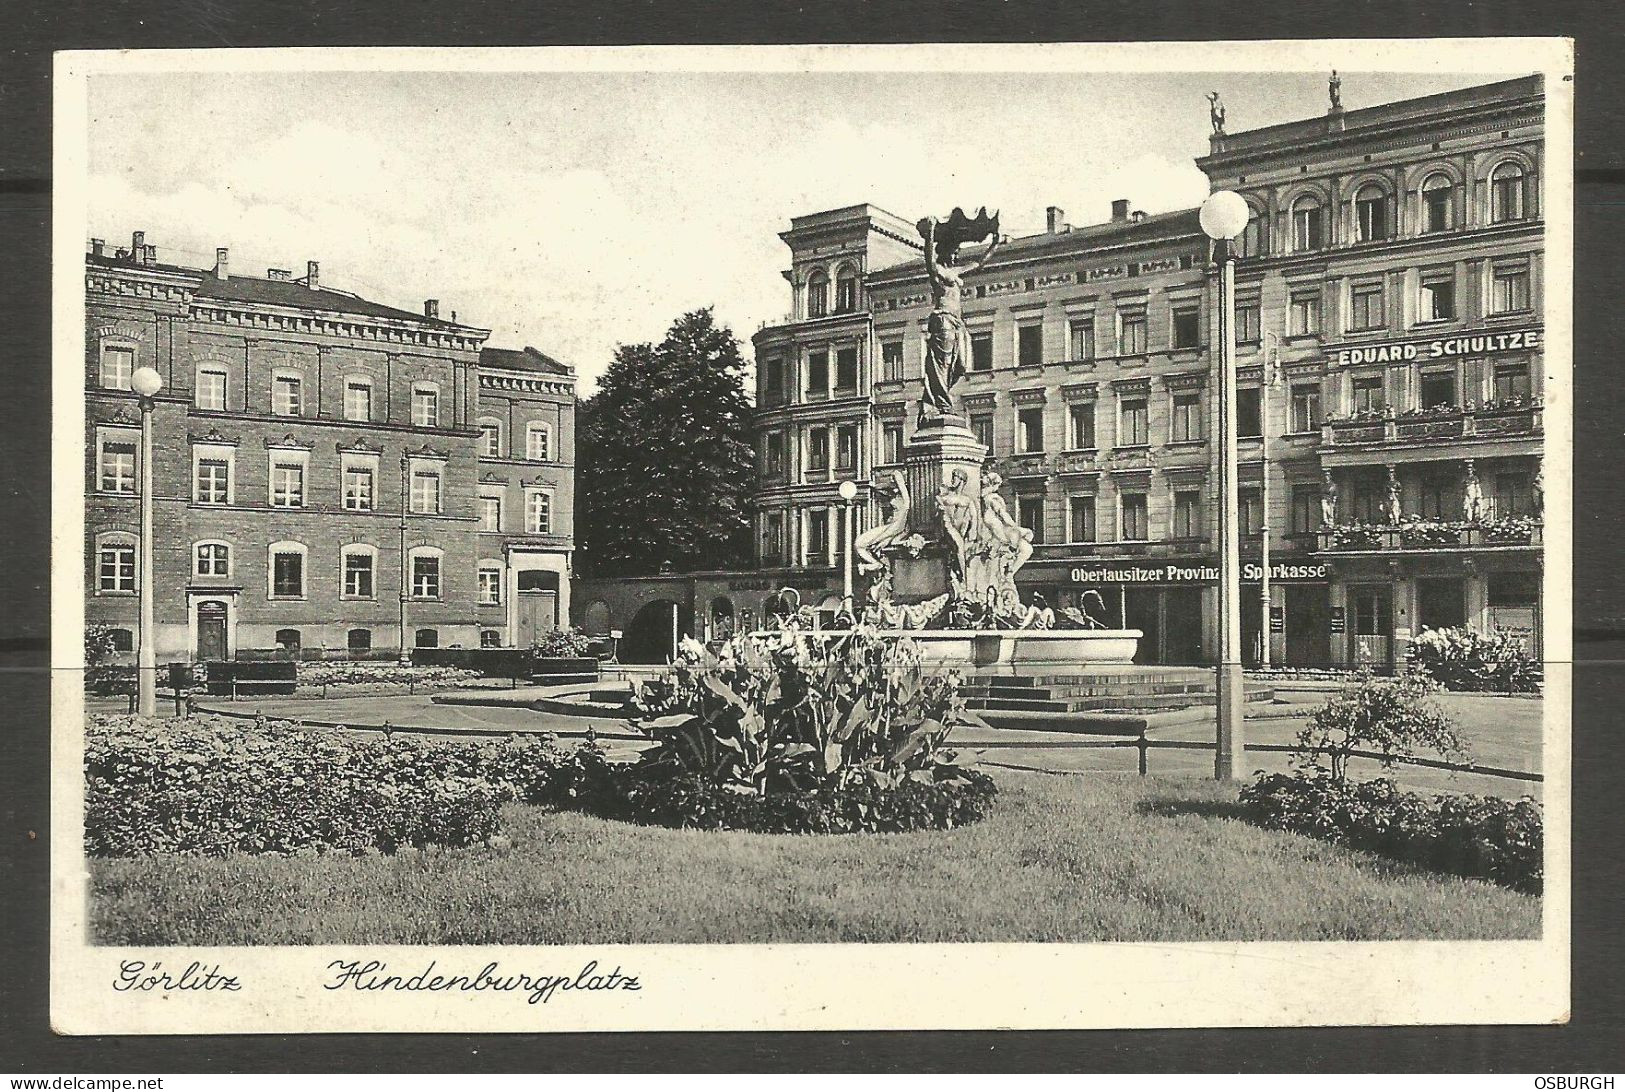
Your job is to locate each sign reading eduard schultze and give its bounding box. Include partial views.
[1330,327,1541,367]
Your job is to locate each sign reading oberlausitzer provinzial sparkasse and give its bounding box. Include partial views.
[1330,327,1541,367]
[1068,561,1330,584]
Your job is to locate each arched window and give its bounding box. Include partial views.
[1421,173,1454,233]
[480,629,502,648]
[193,540,231,578]
[414,628,439,648]
[267,541,308,600]
[1236,204,1267,258]
[1291,194,1323,251]
[195,364,228,411]
[343,376,374,422]
[95,532,138,594]
[1354,183,1389,242]
[99,341,135,390]
[1490,162,1530,223]
[834,266,858,313]
[526,490,553,534]
[341,544,377,600]
[411,382,440,428]
[526,422,551,462]
[806,269,829,318]
[476,417,502,458]
[347,628,372,653]
[274,628,302,654]
[408,546,444,600]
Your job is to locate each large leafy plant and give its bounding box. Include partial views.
[632,626,984,796]
[1291,670,1467,783]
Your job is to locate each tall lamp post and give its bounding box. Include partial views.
[838,478,858,616]
[1259,330,1281,669]
[130,365,164,717]
[1200,190,1251,781]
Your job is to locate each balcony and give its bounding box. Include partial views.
[1315,518,1543,554]
[998,451,1050,480]
[1323,400,1541,449]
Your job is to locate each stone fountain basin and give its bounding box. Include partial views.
[874,628,1143,670]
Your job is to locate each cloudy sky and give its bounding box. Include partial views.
[86,63,1518,391]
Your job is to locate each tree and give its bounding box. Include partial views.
[577,308,755,577]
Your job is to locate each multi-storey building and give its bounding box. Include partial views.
[732,73,1545,669]
[84,233,575,660]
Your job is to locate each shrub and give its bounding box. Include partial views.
[1407,626,1541,693]
[85,625,134,696]
[295,662,481,690]
[1239,773,1542,894]
[625,627,994,832]
[1293,671,1467,783]
[532,628,597,659]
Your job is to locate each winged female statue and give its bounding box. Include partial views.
[917,208,1000,420]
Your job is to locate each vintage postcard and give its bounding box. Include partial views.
[51,40,1573,1034]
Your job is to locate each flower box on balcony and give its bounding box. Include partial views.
[1481,517,1538,546]
[1397,522,1463,548]
[1328,527,1381,550]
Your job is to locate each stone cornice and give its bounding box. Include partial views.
[478,369,576,397]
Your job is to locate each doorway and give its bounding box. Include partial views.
[1349,585,1394,671]
[1416,577,1467,634]
[1284,585,1331,668]
[196,600,228,661]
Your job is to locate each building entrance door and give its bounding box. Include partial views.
[196,601,228,661]
[1284,584,1331,668]
[1350,585,1394,671]
[516,592,558,647]
[1417,577,1467,634]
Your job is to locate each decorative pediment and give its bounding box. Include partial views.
[1011,388,1048,406]
[1109,468,1154,490]
[1163,370,1207,391]
[1163,466,1207,486]
[479,472,508,485]
[189,427,238,446]
[873,402,908,420]
[1237,365,1264,384]
[265,433,314,451]
[961,392,997,411]
[1111,377,1152,395]
[1061,382,1098,403]
[98,405,142,426]
[404,443,449,460]
[336,437,383,454]
[525,475,558,489]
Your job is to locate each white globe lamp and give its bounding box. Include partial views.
[1199,190,1251,241]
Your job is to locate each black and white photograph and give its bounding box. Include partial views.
[49,40,1572,1034]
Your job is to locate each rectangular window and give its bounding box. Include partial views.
[344,553,374,599]
[1171,393,1202,443]
[1017,322,1043,367]
[882,422,904,465]
[1492,266,1531,313]
[478,568,501,606]
[1237,388,1262,438]
[1352,374,1385,415]
[1068,403,1095,450]
[195,543,229,577]
[835,347,859,391]
[1171,306,1200,350]
[1289,293,1322,336]
[412,388,439,428]
[807,509,830,560]
[762,357,785,404]
[1017,407,1045,453]
[527,492,552,534]
[1121,493,1149,541]
[807,351,829,393]
[1494,474,1531,518]
[479,422,500,457]
[1018,495,1045,544]
[344,381,372,422]
[196,369,227,411]
[100,346,134,390]
[1356,193,1388,242]
[1493,362,1533,402]
[99,439,136,494]
[410,469,442,514]
[1352,485,1383,524]
[762,513,784,562]
[1291,486,1323,534]
[970,332,993,372]
[836,424,859,471]
[1421,273,1456,321]
[98,544,136,592]
[270,461,304,508]
[194,458,229,505]
[1239,489,1264,536]
[807,428,830,472]
[1293,205,1323,251]
[970,412,994,450]
[1290,384,1322,433]
[1119,312,1147,356]
[480,496,501,531]
[881,340,904,381]
[343,465,374,511]
[273,375,302,416]
[527,426,551,462]
[271,551,303,598]
[1119,398,1149,446]
[1416,479,1449,520]
[1173,490,1201,539]
[1420,371,1457,410]
[1350,283,1385,331]
[1068,495,1096,543]
[1235,302,1260,344]
[412,555,441,599]
[1424,186,1452,233]
[765,431,786,475]
[1069,319,1095,361]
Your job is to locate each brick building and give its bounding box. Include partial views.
[85,234,575,660]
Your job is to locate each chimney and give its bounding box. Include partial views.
[424,299,439,320]
[1046,206,1066,234]
[1131,210,1148,223]
[214,247,229,280]
[267,268,291,281]
[90,238,104,258]
[305,260,320,291]
[1110,199,1131,222]
[131,231,145,262]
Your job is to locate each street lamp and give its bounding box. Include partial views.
[1200,189,1250,782]
[838,478,859,618]
[130,365,163,717]
[1259,330,1282,669]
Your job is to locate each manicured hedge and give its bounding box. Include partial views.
[1239,772,1542,894]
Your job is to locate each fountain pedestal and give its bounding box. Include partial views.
[891,413,987,603]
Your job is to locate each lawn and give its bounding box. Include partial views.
[91,768,1540,946]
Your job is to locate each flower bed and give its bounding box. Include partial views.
[295,662,482,691]
[1239,773,1542,894]
[1407,626,1541,693]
